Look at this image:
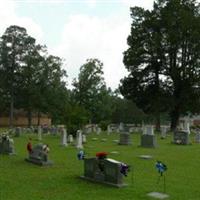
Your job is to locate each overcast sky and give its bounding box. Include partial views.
[0,0,155,89]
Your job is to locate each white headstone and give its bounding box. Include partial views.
[186,122,191,134]
[61,128,67,146]
[145,126,154,135]
[97,127,101,135]
[76,130,83,149]
[82,134,87,143]
[68,134,73,143]
[38,126,42,141]
[107,126,111,135]
[119,122,124,131]
[179,122,184,130]
[161,126,167,138]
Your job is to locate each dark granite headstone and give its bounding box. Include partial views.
[104,158,123,185]
[15,127,21,137]
[81,157,128,187]
[42,126,49,134]
[119,133,132,145]
[0,135,15,155]
[50,127,58,135]
[173,131,189,145]
[25,144,53,166]
[141,135,157,148]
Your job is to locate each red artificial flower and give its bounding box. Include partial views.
[96,152,108,158]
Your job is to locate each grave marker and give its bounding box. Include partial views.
[0,135,15,155]
[25,143,53,166]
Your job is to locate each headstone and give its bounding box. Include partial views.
[38,126,42,141]
[145,126,154,135]
[119,122,124,132]
[107,126,111,135]
[76,130,83,149]
[101,138,107,142]
[118,133,131,145]
[50,126,58,135]
[0,135,15,155]
[141,126,156,148]
[30,126,34,133]
[161,126,167,139]
[15,127,21,137]
[186,122,191,135]
[96,127,101,135]
[92,138,98,141]
[195,129,200,143]
[179,122,184,130]
[173,131,189,145]
[141,134,157,148]
[81,157,128,187]
[25,144,53,166]
[26,128,32,134]
[82,134,87,144]
[42,125,49,134]
[61,128,67,146]
[68,134,73,143]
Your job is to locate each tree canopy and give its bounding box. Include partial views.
[120,0,200,130]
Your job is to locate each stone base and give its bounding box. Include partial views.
[147,192,169,199]
[80,176,127,188]
[118,142,132,145]
[25,158,53,166]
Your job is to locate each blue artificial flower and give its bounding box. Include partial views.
[77,150,85,160]
[156,161,167,176]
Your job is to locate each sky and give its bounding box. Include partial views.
[0,0,155,89]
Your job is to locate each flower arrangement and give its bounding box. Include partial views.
[120,163,129,176]
[156,161,167,176]
[95,152,108,159]
[77,150,85,160]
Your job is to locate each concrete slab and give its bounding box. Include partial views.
[138,155,153,159]
[147,192,169,199]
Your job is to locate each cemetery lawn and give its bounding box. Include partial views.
[1,132,200,200]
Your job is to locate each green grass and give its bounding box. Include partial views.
[1,132,200,200]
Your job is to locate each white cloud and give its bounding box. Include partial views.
[51,14,130,89]
[0,0,43,43]
[86,0,97,8]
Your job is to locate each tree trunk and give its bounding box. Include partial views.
[170,106,180,131]
[37,111,41,126]
[27,109,32,127]
[9,94,14,128]
[155,112,161,131]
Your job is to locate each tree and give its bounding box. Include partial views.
[40,55,68,124]
[120,0,200,130]
[72,58,109,123]
[0,25,36,127]
[0,25,69,127]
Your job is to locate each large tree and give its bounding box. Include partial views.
[0,25,36,127]
[72,58,111,123]
[120,0,200,130]
[0,25,69,127]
